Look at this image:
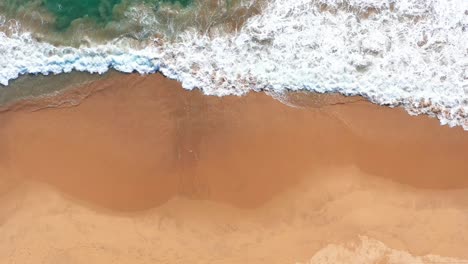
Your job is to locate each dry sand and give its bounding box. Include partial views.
[0,73,468,263]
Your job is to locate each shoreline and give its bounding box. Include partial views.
[1,73,468,263]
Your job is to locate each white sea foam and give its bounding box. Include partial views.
[0,0,467,129]
[299,236,468,264]
[0,31,161,84]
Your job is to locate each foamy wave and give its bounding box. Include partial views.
[1,0,467,129]
[299,236,468,264]
[0,31,161,85]
[162,0,468,128]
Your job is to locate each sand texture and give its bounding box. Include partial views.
[1,74,468,263]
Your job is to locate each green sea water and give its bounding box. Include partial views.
[2,0,195,30]
[0,0,259,46]
[43,0,123,29]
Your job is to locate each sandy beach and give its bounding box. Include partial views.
[1,73,468,263]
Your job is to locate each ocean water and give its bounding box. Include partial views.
[0,0,467,129]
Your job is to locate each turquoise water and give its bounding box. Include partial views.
[1,0,196,30]
[43,0,123,29]
[0,0,251,46]
[44,0,196,29]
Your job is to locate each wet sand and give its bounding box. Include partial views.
[1,73,468,263]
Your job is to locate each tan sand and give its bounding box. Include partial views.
[0,73,468,263]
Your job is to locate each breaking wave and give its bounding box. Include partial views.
[0,0,467,129]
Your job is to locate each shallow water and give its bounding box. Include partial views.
[0,72,108,106]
